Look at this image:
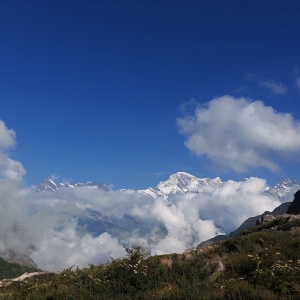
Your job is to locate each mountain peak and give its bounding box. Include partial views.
[170,172,196,178]
[263,178,300,201]
[138,172,223,200]
[44,177,56,184]
[35,177,58,192]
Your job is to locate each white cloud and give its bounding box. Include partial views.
[0,120,16,149]
[30,226,125,272]
[296,77,300,89]
[50,174,60,181]
[0,174,288,271]
[259,79,287,95]
[0,117,292,272]
[177,95,300,172]
[0,120,26,180]
[0,153,26,180]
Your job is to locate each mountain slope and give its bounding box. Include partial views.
[0,249,37,269]
[228,201,291,237]
[3,220,300,299]
[0,257,39,281]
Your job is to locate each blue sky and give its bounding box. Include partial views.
[1,0,300,189]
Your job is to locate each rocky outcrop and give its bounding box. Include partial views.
[229,202,291,237]
[197,202,292,249]
[196,200,297,250]
[256,214,276,225]
[286,190,300,214]
[255,213,300,225]
[184,245,217,258]
[183,248,204,258]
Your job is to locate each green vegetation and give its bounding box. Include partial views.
[0,258,39,281]
[1,221,300,299]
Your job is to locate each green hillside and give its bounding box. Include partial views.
[0,258,39,281]
[1,217,300,299]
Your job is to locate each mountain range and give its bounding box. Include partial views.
[33,172,300,240]
[35,172,300,202]
[33,173,300,237]
[34,177,111,192]
[3,172,299,268]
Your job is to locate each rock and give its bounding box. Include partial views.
[287,190,300,214]
[288,214,300,222]
[229,202,291,237]
[183,248,203,259]
[211,261,225,272]
[256,214,275,225]
[275,213,290,218]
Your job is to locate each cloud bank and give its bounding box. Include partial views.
[0,176,285,272]
[0,116,294,272]
[177,95,300,172]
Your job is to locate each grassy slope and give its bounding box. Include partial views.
[1,218,300,299]
[0,258,39,281]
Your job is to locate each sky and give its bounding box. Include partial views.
[1,0,300,189]
[2,0,300,270]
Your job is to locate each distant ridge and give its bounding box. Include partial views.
[35,173,300,204]
[34,177,111,192]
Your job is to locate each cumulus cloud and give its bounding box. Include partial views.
[30,227,125,272]
[0,120,16,149]
[0,120,25,180]
[259,79,287,95]
[0,174,286,271]
[177,95,300,172]
[0,117,293,272]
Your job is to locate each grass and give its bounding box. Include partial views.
[1,221,300,299]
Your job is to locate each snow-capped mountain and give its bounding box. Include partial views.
[35,177,111,192]
[263,178,300,201]
[137,172,300,202]
[35,173,300,203]
[138,172,223,200]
